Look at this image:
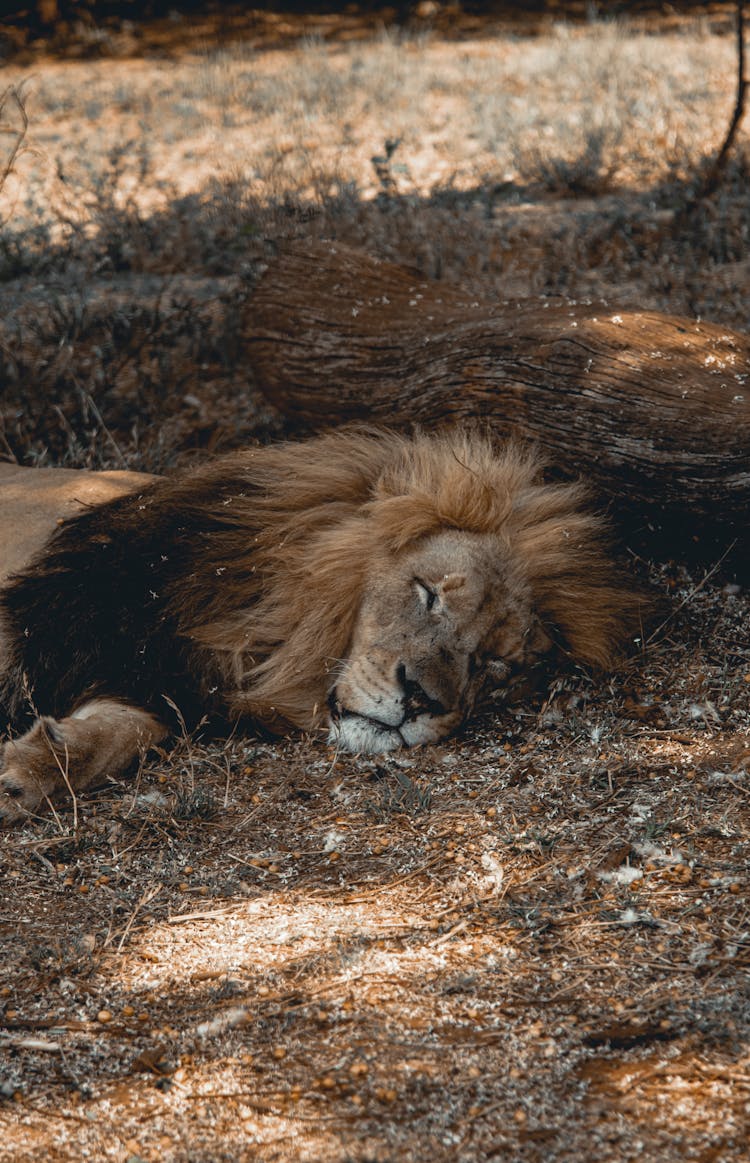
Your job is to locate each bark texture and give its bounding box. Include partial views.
[246,240,750,559]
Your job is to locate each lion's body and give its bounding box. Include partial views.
[0,429,637,822]
[0,462,156,590]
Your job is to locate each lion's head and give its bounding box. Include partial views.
[327,527,553,752]
[199,429,636,753]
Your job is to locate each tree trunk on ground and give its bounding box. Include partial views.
[245,240,750,563]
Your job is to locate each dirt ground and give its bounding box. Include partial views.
[0,4,749,1161]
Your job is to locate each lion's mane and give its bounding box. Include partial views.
[0,428,634,735]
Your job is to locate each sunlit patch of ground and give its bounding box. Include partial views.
[0,21,738,227]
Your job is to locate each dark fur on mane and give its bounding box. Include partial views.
[0,428,638,735]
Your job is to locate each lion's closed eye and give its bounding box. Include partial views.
[414,578,437,611]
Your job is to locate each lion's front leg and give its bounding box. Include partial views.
[0,698,168,824]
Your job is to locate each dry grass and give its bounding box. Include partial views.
[4,20,736,208]
[0,6,749,1161]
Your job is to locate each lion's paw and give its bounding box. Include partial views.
[0,764,43,824]
[0,779,36,825]
[0,721,63,826]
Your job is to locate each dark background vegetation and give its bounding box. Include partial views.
[1,1,744,46]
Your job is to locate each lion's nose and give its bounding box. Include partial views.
[395,664,447,718]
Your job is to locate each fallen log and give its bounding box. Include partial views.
[245,240,750,563]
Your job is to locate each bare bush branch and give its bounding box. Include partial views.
[0,86,28,198]
[699,0,747,198]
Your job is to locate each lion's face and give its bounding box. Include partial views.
[328,530,551,753]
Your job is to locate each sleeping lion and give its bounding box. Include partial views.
[0,428,635,823]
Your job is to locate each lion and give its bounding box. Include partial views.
[0,428,636,823]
